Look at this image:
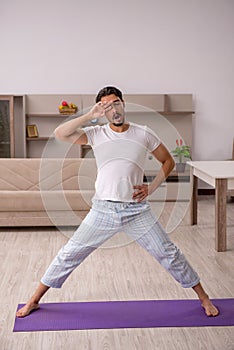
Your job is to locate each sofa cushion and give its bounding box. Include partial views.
[0,158,97,191]
[0,211,88,226]
[0,190,94,211]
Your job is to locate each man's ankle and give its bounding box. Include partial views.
[199,293,209,302]
[28,297,39,305]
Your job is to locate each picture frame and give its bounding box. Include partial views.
[26,124,38,138]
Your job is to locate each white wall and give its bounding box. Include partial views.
[1,0,234,160]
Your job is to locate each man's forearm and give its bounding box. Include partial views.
[54,111,94,139]
[149,158,175,194]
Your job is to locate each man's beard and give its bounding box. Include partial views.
[113,121,124,127]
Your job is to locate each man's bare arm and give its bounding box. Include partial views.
[147,143,175,194]
[132,143,175,202]
[54,102,106,145]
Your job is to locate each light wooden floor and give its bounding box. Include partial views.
[0,196,233,350]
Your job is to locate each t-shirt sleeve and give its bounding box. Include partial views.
[145,126,161,152]
[82,125,99,146]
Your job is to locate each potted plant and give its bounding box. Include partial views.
[171,139,191,173]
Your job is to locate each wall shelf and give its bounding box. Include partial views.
[22,93,194,163]
[26,137,52,141]
[25,109,79,157]
[159,111,194,116]
[26,114,74,118]
[125,110,194,115]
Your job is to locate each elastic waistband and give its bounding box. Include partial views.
[106,200,136,204]
[92,198,148,207]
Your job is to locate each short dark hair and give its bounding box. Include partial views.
[95,86,123,103]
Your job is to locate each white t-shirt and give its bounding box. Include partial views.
[84,122,161,202]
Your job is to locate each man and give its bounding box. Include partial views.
[16,86,219,317]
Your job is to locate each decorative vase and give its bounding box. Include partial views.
[176,163,186,173]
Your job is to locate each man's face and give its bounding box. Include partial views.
[100,94,125,126]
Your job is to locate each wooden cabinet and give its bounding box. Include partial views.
[0,93,193,159]
[1,93,193,200]
[21,94,194,201]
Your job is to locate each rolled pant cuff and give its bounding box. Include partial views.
[40,278,63,289]
[181,277,200,288]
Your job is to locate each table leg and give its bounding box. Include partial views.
[215,178,227,252]
[190,174,198,225]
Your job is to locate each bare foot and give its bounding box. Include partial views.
[201,297,219,317]
[16,302,40,318]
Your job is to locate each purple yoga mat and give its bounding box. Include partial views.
[13,299,234,332]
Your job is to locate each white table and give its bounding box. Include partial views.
[188,161,234,252]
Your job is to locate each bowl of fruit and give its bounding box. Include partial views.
[59,101,78,114]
